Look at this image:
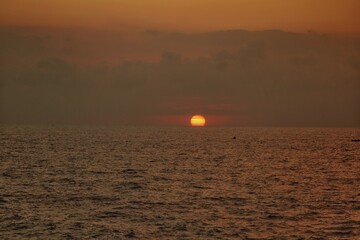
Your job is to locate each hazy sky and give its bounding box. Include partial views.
[1,0,360,33]
[0,1,359,126]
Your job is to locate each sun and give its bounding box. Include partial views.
[190,115,206,127]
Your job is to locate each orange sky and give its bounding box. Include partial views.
[1,0,359,33]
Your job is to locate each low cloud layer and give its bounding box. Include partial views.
[1,27,359,126]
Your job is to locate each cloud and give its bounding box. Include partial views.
[0,28,48,59]
[0,27,359,126]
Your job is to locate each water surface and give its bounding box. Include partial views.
[1,126,359,239]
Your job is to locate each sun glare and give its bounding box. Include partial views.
[190,115,206,127]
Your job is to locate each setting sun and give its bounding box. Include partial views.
[190,115,206,127]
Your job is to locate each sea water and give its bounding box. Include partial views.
[0,126,359,239]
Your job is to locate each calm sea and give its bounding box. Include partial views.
[0,126,359,239]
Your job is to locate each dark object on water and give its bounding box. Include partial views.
[351,139,360,142]
[233,136,236,139]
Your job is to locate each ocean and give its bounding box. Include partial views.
[0,126,359,239]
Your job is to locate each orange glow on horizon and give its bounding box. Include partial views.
[0,0,359,34]
[190,115,206,127]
